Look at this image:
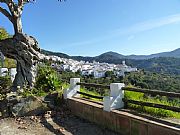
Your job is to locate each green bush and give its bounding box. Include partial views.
[35,65,61,92]
[0,76,12,93]
[20,87,48,97]
[0,76,12,100]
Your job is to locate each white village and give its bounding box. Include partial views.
[0,52,138,81]
[43,55,138,78]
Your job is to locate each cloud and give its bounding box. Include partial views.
[116,13,180,35]
[65,13,180,46]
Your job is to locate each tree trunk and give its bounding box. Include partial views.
[13,17,23,35]
[0,1,41,91]
[0,33,40,90]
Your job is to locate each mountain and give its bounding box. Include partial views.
[41,48,180,75]
[42,48,180,60]
[96,48,180,60]
[97,51,126,59]
[127,48,180,59]
[41,49,70,59]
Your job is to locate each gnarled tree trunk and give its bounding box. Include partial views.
[0,33,40,89]
[0,0,42,90]
[13,17,23,35]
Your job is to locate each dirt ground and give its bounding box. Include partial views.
[0,111,119,135]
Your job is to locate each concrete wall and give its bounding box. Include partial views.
[0,68,8,76]
[67,97,180,135]
[0,68,16,82]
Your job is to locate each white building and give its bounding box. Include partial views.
[45,53,138,78]
[81,69,93,76]
[93,70,106,78]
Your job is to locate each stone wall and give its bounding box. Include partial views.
[67,97,180,135]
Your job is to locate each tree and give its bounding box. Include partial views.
[105,71,114,77]
[0,27,9,40]
[0,0,64,89]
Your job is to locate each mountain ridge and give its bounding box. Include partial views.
[42,48,180,60]
[95,48,180,60]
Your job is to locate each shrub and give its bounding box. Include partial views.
[35,65,61,92]
[0,76,12,100]
[0,76,12,94]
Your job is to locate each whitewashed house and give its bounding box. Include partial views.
[62,64,69,71]
[114,70,125,77]
[81,69,93,76]
[93,70,106,78]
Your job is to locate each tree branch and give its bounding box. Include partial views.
[0,6,13,22]
[8,0,19,17]
[18,0,23,6]
[18,0,24,12]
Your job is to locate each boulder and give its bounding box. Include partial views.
[12,96,49,117]
[43,92,59,109]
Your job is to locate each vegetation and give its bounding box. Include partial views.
[20,65,63,97]
[35,65,62,92]
[3,58,16,68]
[124,71,180,92]
[0,76,12,91]
[80,87,102,101]
[0,28,10,40]
[129,57,180,75]
[125,90,180,118]
[0,76,12,99]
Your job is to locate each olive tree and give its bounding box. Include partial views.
[0,0,64,89]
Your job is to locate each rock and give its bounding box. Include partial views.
[12,96,49,117]
[43,93,58,109]
[6,92,19,104]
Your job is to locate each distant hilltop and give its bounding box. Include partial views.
[42,48,180,60]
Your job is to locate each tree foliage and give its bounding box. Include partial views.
[35,65,61,92]
[124,70,180,92]
[0,27,9,40]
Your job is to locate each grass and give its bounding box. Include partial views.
[60,82,103,101]
[80,87,103,102]
[124,91,180,118]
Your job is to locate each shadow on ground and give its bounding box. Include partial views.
[40,110,119,135]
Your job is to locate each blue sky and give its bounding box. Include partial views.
[1,0,180,56]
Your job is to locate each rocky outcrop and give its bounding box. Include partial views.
[0,92,61,118]
[12,96,49,117]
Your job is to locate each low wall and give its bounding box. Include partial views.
[67,97,180,135]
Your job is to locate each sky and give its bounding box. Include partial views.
[1,0,180,56]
